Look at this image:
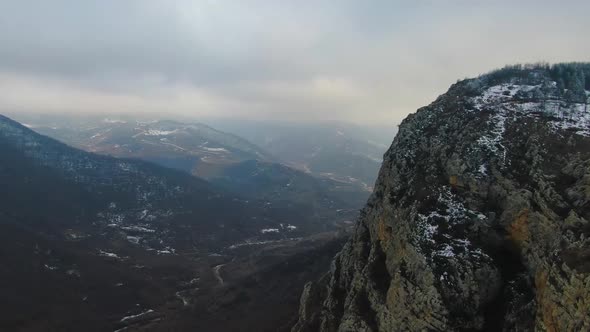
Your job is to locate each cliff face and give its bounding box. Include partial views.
[293,64,590,332]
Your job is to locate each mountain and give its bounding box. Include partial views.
[0,114,350,331]
[28,117,274,178]
[206,121,394,191]
[0,114,322,250]
[293,63,590,331]
[25,116,368,222]
[211,159,369,214]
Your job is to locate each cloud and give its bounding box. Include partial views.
[0,1,589,125]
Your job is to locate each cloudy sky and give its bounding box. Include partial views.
[0,1,589,125]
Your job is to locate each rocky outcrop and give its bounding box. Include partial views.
[293,64,590,331]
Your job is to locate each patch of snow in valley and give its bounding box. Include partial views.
[119,309,155,323]
[126,236,141,245]
[279,223,297,231]
[120,225,156,233]
[89,128,112,140]
[260,228,279,234]
[143,129,176,136]
[202,147,229,153]
[176,290,195,306]
[66,269,80,277]
[137,209,149,220]
[156,246,176,255]
[98,250,122,259]
[158,140,188,152]
[65,231,88,240]
[103,118,127,124]
[319,172,373,192]
[118,162,133,172]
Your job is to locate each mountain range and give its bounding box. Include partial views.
[20,116,371,216]
[204,120,394,191]
[0,114,350,331]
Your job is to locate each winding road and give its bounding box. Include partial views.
[213,264,225,286]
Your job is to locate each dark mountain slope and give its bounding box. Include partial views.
[0,114,349,331]
[0,114,327,250]
[211,159,368,212]
[293,63,590,331]
[208,121,391,191]
[0,216,174,331]
[148,233,348,332]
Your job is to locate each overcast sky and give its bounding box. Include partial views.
[0,1,589,125]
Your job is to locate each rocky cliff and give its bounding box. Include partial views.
[293,64,590,331]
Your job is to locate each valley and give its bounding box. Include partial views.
[0,114,357,331]
[16,115,374,222]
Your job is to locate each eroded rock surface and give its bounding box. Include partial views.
[293,64,590,332]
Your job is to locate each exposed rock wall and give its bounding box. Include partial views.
[293,65,590,331]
